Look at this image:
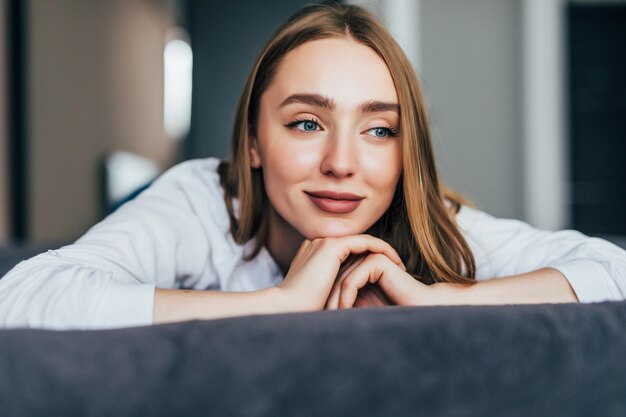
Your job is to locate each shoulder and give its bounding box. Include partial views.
[153,157,222,189]
[451,205,540,264]
[143,157,224,204]
[453,205,531,236]
[118,157,231,231]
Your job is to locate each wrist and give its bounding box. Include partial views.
[260,287,289,313]
[263,286,315,314]
[426,282,470,306]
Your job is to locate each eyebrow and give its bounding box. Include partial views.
[280,93,335,109]
[279,93,399,114]
[360,100,400,114]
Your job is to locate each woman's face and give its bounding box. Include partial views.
[251,37,402,240]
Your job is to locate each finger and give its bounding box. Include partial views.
[336,254,362,277]
[354,285,386,308]
[325,281,342,310]
[338,256,385,309]
[325,254,367,310]
[345,254,427,307]
[367,284,393,305]
[327,234,405,270]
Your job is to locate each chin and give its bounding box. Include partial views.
[303,220,365,239]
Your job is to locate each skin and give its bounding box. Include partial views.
[250,37,432,308]
[251,37,404,273]
[153,38,578,324]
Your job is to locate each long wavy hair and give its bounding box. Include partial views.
[219,3,476,285]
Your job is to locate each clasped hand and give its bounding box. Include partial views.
[278,234,444,312]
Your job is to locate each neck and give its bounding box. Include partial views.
[266,206,305,276]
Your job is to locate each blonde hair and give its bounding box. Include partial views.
[219,3,476,285]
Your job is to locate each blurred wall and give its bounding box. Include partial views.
[0,0,7,242]
[28,0,177,243]
[352,0,525,220]
[421,0,524,220]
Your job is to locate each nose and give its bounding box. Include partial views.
[320,130,357,178]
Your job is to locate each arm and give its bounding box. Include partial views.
[433,267,579,305]
[153,234,405,323]
[326,205,626,309]
[326,255,580,308]
[456,206,626,303]
[154,288,266,323]
[326,260,581,309]
[153,287,286,323]
[0,161,214,329]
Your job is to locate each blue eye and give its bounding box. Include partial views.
[292,120,319,132]
[296,120,319,131]
[366,127,397,138]
[285,119,321,132]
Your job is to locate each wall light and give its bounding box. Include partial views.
[164,30,192,140]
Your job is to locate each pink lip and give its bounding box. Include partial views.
[305,190,364,214]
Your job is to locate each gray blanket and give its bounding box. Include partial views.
[1,301,625,416]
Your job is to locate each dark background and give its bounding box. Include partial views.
[568,5,626,235]
[183,0,316,160]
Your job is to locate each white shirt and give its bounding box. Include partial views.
[0,157,625,330]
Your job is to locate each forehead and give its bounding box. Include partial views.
[265,37,398,107]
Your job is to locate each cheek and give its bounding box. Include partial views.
[267,144,319,171]
[259,129,320,190]
[361,144,402,193]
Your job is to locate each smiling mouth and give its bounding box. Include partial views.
[304,191,364,214]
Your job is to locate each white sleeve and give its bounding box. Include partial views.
[0,161,212,330]
[457,205,626,303]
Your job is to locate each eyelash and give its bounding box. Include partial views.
[284,117,399,138]
[375,125,399,138]
[284,117,320,130]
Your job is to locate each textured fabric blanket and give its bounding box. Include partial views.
[1,301,625,417]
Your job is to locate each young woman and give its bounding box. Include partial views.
[1,4,625,329]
